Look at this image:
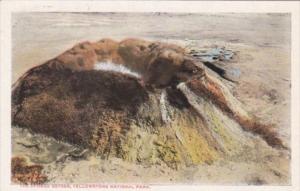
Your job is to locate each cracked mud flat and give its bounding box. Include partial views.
[12,13,291,185]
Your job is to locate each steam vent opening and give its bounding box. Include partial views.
[12,38,285,173]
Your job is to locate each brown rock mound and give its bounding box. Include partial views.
[12,38,284,171]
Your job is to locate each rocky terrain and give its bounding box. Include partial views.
[11,13,291,185]
[11,38,289,185]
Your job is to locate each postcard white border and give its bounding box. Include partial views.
[1,1,299,191]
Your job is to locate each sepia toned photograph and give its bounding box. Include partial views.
[1,1,299,190]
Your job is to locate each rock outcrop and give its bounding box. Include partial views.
[12,38,284,170]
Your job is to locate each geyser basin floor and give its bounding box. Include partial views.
[12,127,290,185]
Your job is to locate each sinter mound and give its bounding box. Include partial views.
[12,38,284,169]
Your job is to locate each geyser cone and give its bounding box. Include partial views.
[12,38,284,169]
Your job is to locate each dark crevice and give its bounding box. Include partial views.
[202,61,238,83]
[166,87,191,109]
[203,62,225,76]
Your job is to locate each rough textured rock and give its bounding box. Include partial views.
[12,157,47,185]
[189,47,241,82]
[12,38,284,171]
